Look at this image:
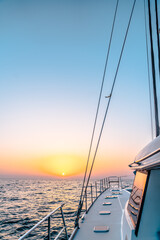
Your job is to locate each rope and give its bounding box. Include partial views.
[83,0,137,203]
[75,0,120,227]
[144,0,153,139]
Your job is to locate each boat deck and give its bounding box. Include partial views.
[73,188,130,240]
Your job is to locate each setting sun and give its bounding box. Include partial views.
[38,154,85,177]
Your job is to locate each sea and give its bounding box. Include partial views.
[0,177,133,240]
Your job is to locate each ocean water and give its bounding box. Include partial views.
[0,177,133,239]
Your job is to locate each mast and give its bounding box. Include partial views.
[155,0,160,76]
[148,0,160,137]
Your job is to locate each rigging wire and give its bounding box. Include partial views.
[75,0,120,227]
[155,0,160,77]
[144,0,154,140]
[148,0,160,137]
[83,0,137,204]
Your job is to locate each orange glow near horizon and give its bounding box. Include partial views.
[38,154,86,177]
[0,0,154,180]
[0,151,134,178]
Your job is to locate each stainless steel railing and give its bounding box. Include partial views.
[18,203,68,240]
[83,176,121,213]
[70,176,122,238]
[18,177,122,240]
[83,178,109,213]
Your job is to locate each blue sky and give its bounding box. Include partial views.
[0,0,159,177]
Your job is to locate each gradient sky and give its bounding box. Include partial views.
[0,0,160,178]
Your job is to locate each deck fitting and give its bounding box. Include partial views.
[99,211,111,215]
[111,189,120,192]
[105,195,118,199]
[93,226,110,232]
[112,192,122,195]
[103,202,112,205]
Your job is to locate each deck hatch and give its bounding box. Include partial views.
[112,191,122,195]
[99,211,111,215]
[93,226,109,232]
[103,202,112,205]
[105,195,118,199]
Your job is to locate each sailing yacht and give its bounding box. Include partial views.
[71,0,160,239]
[71,143,160,240]
[18,0,160,239]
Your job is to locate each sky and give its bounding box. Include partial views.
[0,0,160,178]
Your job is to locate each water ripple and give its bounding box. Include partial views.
[0,178,83,239]
[0,177,133,239]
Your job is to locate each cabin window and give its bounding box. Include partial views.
[127,171,148,229]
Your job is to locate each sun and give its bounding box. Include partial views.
[62,172,65,176]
